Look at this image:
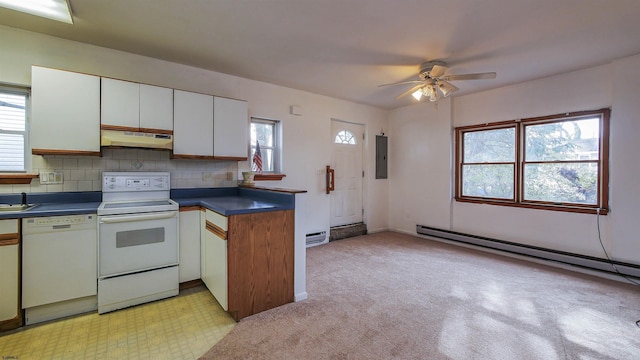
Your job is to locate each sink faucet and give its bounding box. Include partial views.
[21,192,27,206]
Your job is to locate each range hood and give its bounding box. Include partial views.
[101,129,173,150]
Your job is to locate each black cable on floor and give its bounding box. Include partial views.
[596,209,640,286]
[595,209,640,328]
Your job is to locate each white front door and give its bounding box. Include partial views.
[330,120,364,227]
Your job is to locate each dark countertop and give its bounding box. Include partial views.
[0,192,102,219]
[0,187,299,219]
[171,187,295,215]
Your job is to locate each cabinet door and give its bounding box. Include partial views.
[227,210,294,320]
[179,209,200,282]
[204,209,228,310]
[213,97,248,159]
[140,84,173,132]
[204,228,228,311]
[173,90,214,158]
[31,66,100,155]
[101,78,140,129]
[0,219,19,323]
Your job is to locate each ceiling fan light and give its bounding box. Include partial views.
[412,88,423,101]
[438,82,456,97]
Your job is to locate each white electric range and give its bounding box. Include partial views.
[97,172,179,314]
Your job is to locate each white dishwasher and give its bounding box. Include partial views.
[22,214,98,325]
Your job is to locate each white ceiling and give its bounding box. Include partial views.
[2,0,640,109]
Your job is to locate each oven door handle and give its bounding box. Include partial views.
[99,211,177,224]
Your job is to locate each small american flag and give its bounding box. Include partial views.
[253,140,263,174]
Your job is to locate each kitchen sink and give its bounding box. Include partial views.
[0,204,39,212]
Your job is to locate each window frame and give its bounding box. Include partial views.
[455,108,610,214]
[0,85,30,173]
[250,117,281,174]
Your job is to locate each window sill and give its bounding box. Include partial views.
[0,173,39,185]
[254,174,286,181]
[455,197,608,215]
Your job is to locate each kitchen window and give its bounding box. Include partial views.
[0,87,29,172]
[455,108,610,214]
[250,117,284,179]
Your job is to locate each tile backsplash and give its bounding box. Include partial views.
[0,148,239,194]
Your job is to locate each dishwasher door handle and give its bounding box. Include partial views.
[99,211,177,224]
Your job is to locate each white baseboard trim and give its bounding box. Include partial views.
[294,292,308,301]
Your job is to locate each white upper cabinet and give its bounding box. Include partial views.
[101,78,139,129]
[101,78,173,132]
[173,90,214,158]
[140,84,173,131]
[31,66,101,155]
[213,97,249,159]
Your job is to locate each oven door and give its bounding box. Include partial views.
[98,211,178,278]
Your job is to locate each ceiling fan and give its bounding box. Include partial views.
[379,60,496,105]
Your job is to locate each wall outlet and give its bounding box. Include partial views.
[40,171,64,184]
[226,172,234,181]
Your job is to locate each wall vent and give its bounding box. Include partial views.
[306,231,327,247]
[416,224,640,279]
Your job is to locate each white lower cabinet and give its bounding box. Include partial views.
[201,209,228,310]
[0,219,19,326]
[179,208,201,282]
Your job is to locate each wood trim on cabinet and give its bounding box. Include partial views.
[0,234,19,246]
[0,174,39,185]
[32,149,101,156]
[0,316,22,332]
[101,124,139,132]
[206,220,227,240]
[179,206,201,212]
[101,124,174,135]
[213,156,248,161]
[171,153,215,160]
[179,279,204,291]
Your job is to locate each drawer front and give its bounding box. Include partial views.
[205,209,227,231]
[0,219,18,235]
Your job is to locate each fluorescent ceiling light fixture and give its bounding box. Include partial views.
[0,0,73,24]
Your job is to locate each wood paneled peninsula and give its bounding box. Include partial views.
[172,186,307,321]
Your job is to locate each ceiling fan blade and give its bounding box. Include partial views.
[396,84,424,100]
[442,72,496,81]
[429,64,447,78]
[378,80,423,87]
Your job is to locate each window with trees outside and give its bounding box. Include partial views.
[455,108,610,214]
[250,117,280,173]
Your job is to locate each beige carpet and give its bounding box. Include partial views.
[202,231,640,359]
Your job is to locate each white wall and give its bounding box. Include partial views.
[389,58,640,266]
[0,25,389,236]
[388,99,453,232]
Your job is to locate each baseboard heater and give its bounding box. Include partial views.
[306,231,327,246]
[416,224,640,279]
